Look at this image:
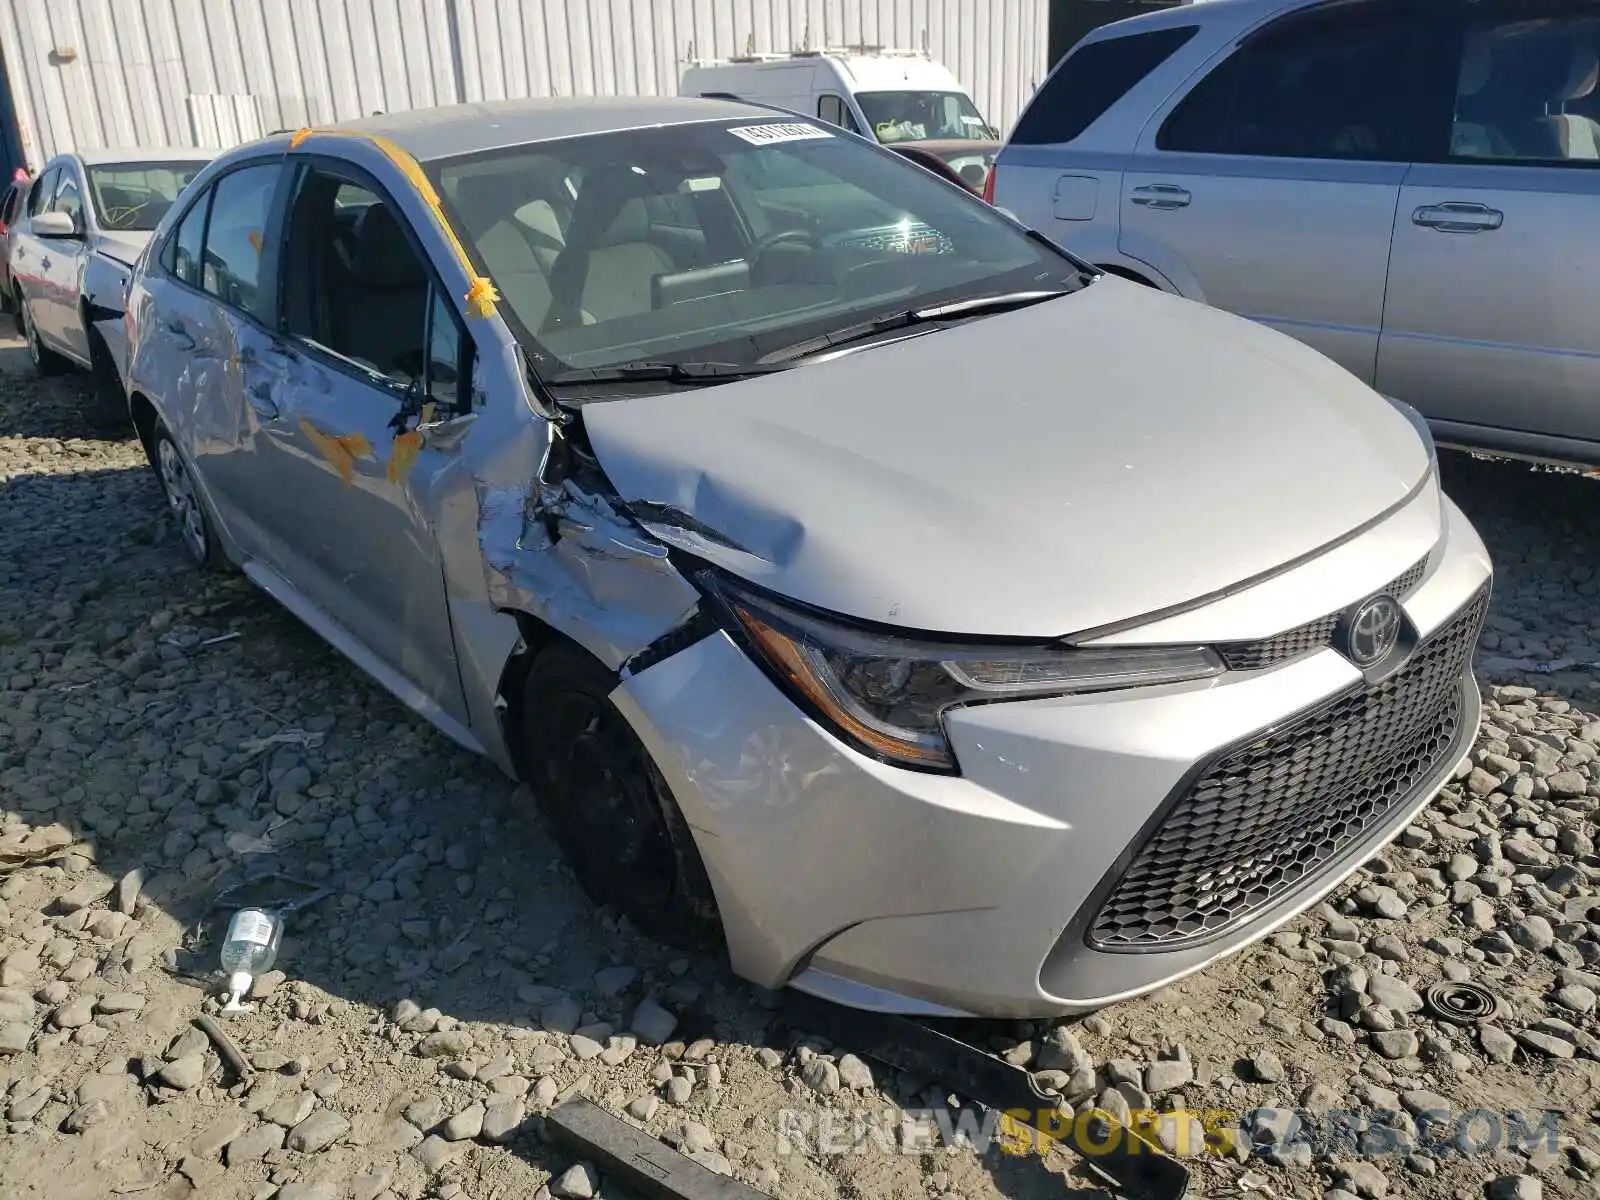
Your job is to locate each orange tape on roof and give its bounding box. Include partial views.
[288,127,498,319]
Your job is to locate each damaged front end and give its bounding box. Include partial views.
[469,358,724,693]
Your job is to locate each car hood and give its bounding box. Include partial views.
[94,231,151,267]
[579,277,1430,637]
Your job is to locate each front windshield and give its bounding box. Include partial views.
[87,163,204,232]
[431,119,1083,376]
[855,91,996,142]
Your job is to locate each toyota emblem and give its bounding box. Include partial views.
[1342,594,1403,667]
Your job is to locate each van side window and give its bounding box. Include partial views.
[818,95,861,135]
[168,188,212,287]
[1011,27,1199,145]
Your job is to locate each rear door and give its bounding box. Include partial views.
[993,24,1200,256]
[1378,6,1600,449]
[10,166,57,312]
[139,159,290,560]
[1119,1,1456,383]
[37,164,89,356]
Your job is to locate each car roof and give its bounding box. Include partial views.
[270,96,779,164]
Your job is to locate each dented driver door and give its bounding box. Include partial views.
[232,168,472,726]
[237,326,471,727]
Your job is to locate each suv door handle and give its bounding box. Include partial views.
[1412,202,1503,233]
[1130,183,1192,210]
[165,319,195,350]
[39,255,51,270]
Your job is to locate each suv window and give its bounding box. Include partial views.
[27,168,58,218]
[279,166,471,407]
[1011,26,1199,145]
[1160,9,1442,161]
[1451,14,1600,163]
[199,165,279,315]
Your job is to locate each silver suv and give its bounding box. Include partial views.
[992,0,1600,467]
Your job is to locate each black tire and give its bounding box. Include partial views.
[151,424,223,571]
[87,327,127,424]
[10,285,22,336]
[19,296,69,375]
[521,641,723,953]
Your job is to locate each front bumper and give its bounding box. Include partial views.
[613,494,1491,1018]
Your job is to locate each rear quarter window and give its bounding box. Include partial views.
[1010,25,1199,145]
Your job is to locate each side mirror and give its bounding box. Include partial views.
[31,211,78,239]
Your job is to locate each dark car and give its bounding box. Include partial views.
[0,169,31,314]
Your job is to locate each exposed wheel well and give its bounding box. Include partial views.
[494,610,569,783]
[128,391,159,464]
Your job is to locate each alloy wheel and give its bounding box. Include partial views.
[156,437,208,563]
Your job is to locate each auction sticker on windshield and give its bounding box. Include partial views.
[727,122,833,145]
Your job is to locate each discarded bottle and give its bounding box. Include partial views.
[219,907,282,1012]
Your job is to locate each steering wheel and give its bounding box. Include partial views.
[752,227,821,254]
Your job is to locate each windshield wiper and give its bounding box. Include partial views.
[543,361,792,389]
[760,290,1070,365]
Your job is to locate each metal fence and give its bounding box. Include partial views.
[0,0,1049,167]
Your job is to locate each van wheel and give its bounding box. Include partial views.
[20,298,68,375]
[521,642,723,953]
[153,425,223,570]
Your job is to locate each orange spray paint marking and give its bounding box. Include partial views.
[299,417,373,485]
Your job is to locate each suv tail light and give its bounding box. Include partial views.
[981,166,996,205]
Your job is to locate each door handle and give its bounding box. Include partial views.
[39,256,50,270]
[1130,183,1192,210]
[1412,202,1503,233]
[165,320,195,350]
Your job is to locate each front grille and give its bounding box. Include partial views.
[1088,584,1488,951]
[1218,556,1430,671]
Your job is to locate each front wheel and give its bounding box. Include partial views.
[20,297,69,375]
[153,426,222,570]
[521,641,723,953]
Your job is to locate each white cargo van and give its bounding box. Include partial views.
[679,48,1000,145]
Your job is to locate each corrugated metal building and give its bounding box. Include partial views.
[0,0,1050,171]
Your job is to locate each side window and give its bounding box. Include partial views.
[1011,27,1198,145]
[51,173,82,223]
[1160,12,1441,161]
[818,94,861,134]
[167,189,211,286]
[1451,15,1600,163]
[423,289,473,411]
[199,165,280,316]
[280,166,433,389]
[27,168,58,217]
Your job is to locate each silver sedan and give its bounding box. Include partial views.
[123,97,1491,1018]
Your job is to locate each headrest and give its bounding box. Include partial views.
[350,202,426,290]
[592,196,654,248]
[1559,41,1598,101]
[453,172,520,230]
[1459,37,1493,97]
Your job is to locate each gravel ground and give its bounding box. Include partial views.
[0,338,1596,1200]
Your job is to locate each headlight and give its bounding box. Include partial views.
[700,572,1223,773]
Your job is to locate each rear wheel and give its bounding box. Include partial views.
[153,426,222,570]
[20,297,69,375]
[521,641,722,952]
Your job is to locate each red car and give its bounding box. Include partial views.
[0,167,32,315]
